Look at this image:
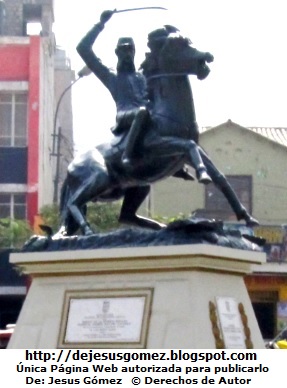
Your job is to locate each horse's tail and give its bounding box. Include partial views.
[59,177,82,235]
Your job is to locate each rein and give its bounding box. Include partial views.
[147,72,190,80]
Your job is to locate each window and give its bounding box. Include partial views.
[0,193,27,219]
[204,175,252,219]
[0,93,28,147]
[23,3,42,36]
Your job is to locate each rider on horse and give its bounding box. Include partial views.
[49,14,258,238]
[76,10,211,184]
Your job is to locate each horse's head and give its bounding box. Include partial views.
[142,26,214,80]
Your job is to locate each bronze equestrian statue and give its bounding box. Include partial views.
[54,16,258,237]
[76,10,210,184]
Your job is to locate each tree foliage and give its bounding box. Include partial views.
[86,202,122,232]
[40,201,122,234]
[153,212,188,224]
[0,201,188,249]
[39,203,60,233]
[39,203,189,235]
[0,218,33,249]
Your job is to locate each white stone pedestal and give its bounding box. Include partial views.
[8,244,265,349]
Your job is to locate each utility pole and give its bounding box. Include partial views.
[53,127,61,203]
[52,65,92,203]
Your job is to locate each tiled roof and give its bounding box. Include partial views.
[201,122,287,148]
[247,127,287,147]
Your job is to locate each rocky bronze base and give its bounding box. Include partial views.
[21,218,265,253]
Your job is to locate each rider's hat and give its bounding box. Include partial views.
[116,37,135,48]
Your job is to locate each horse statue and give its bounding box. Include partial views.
[55,27,258,237]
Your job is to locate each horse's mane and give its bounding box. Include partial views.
[140,31,191,78]
[140,52,159,77]
[139,25,176,76]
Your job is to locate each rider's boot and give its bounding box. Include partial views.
[122,107,148,168]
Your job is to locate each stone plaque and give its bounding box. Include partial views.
[216,296,246,348]
[58,288,153,348]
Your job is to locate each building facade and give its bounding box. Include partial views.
[144,120,287,340]
[0,0,74,340]
[0,0,74,226]
[0,0,55,226]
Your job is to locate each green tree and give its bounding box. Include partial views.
[40,201,122,234]
[0,218,33,249]
[86,202,122,232]
[39,203,190,235]
[39,203,60,233]
[153,212,188,224]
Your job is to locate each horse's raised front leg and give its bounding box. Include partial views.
[146,136,211,184]
[199,147,259,227]
[189,141,211,184]
[119,186,166,230]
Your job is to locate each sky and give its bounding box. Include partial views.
[53,0,287,153]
